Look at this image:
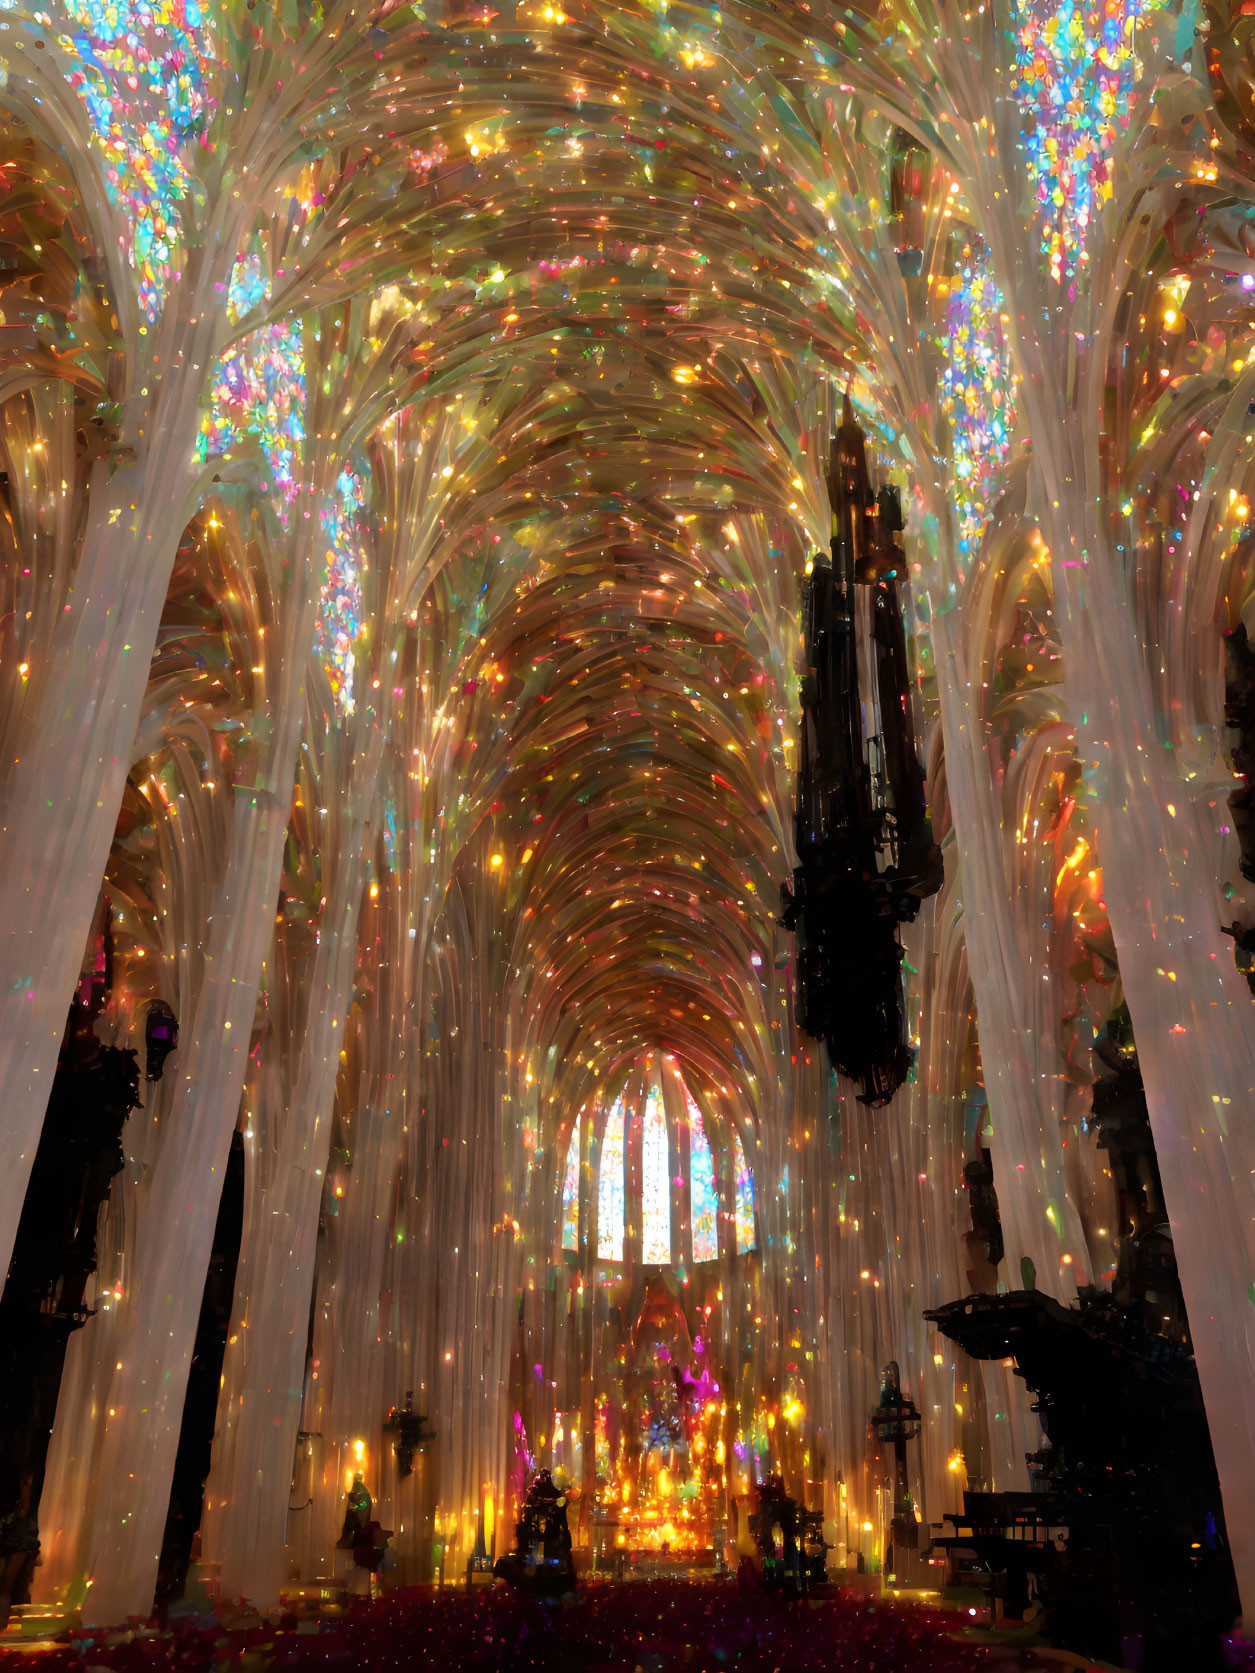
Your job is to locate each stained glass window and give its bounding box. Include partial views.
[317,466,366,713]
[561,1123,580,1253]
[943,240,1014,563]
[1010,0,1162,284]
[641,1087,671,1264]
[200,257,305,501]
[586,1078,755,1266]
[686,1090,719,1263]
[733,1130,755,1254]
[597,1096,625,1261]
[58,0,215,322]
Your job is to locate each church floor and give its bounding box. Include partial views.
[0,1580,1095,1673]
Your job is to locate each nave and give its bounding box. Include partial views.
[0,0,1254,1667]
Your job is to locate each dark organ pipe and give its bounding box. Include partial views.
[782,399,941,1104]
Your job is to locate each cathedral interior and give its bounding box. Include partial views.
[0,0,1253,1668]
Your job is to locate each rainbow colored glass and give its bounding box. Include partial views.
[580,1079,755,1265]
[54,0,215,321]
[1011,0,1158,282]
[200,254,305,499]
[943,242,1015,560]
[561,1122,579,1253]
[733,1130,754,1254]
[684,1089,719,1263]
[641,1087,670,1265]
[317,467,365,713]
[597,1096,625,1261]
[200,257,361,710]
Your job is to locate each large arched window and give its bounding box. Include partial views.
[733,1128,755,1254]
[596,1095,625,1260]
[641,1086,670,1264]
[685,1085,719,1263]
[560,1060,755,1265]
[561,1122,581,1254]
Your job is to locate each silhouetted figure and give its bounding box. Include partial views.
[754,1475,807,1598]
[338,1473,372,1550]
[494,1468,575,1594]
[337,1474,392,1576]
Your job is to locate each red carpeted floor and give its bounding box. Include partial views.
[0,1580,1057,1673]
